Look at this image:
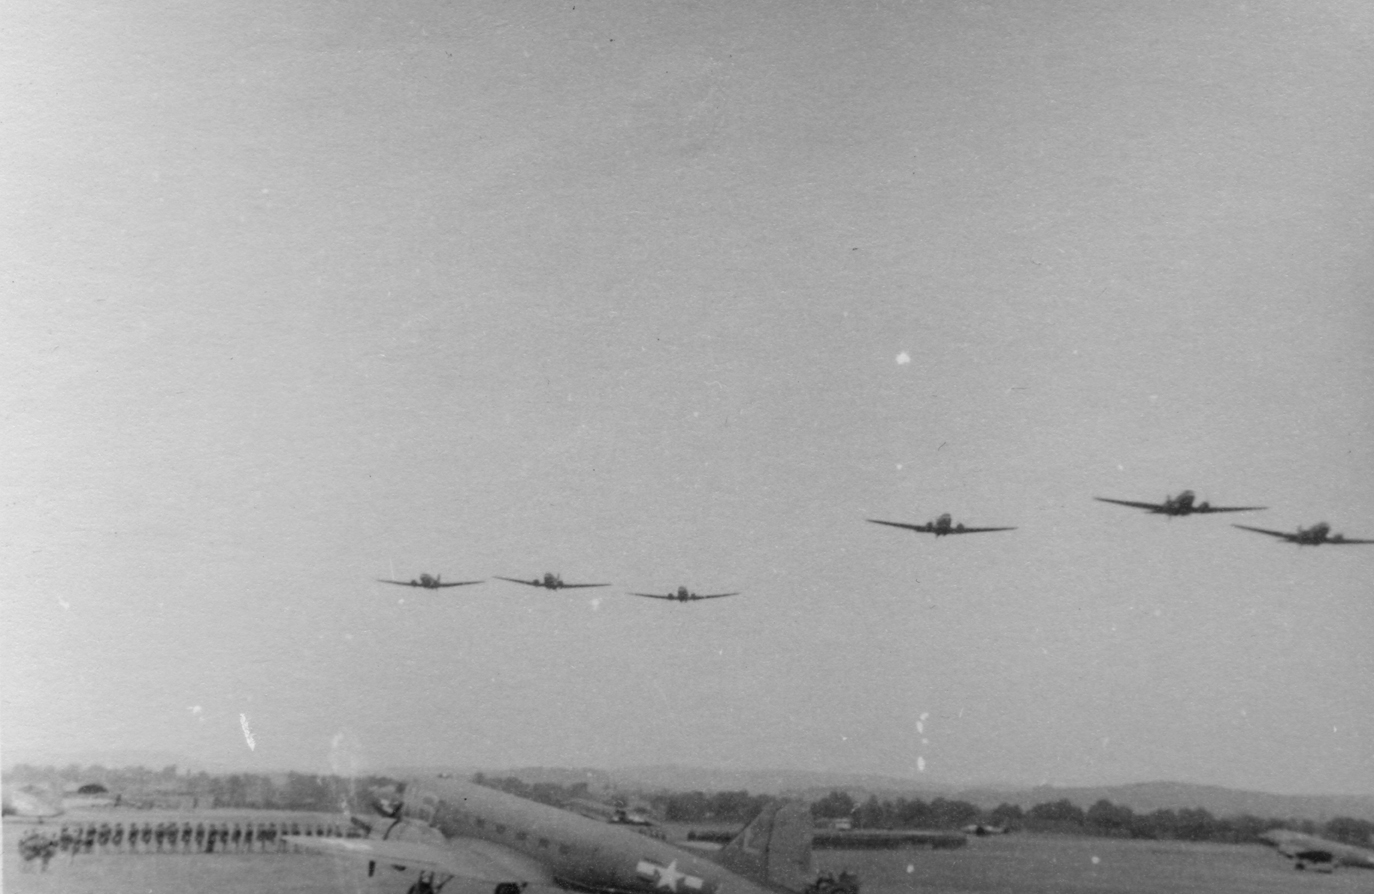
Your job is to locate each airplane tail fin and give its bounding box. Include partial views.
[712,801,814,893]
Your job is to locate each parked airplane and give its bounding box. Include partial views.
[1232,522,1374,546]
[495,573,610,590]
[287,775,828,894]
[378,574,485,589]
[866,513,1015,536]
[1259,829,1374,872]
[1093,490,1265,516]
[631,587,739,602]
[567,798,656,826]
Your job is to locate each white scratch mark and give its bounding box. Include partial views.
[240,713,256,751]
[896,351,910,365]
[906,864,914,874]
[189,706,204,722]
[1091,856,1100,865]
[589,597,602,611]
[57,596,71,610]
[917,756,926,772]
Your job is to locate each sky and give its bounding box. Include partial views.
[4,1,1373,797]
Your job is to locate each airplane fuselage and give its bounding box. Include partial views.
[399,778,774,894]
[1261,829,1374,870]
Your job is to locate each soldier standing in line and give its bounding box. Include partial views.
[84,822,96,854]
[231,822,242,853]
[113,821,126,853]
[244,820,254,853]
[97,821,111,853]
[58,825,75,858]
[181,821,193,853]
[153,821,164,852]
[194,821,206,853]
[141,821,153,851]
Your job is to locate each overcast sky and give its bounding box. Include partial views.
[4,1,1373,796]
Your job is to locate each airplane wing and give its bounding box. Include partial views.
[285,835,561,890]
[433,580,485,587]
[694,592,739,600]
[1093,497,1166,511]
[1231,525,1299,542]
[631,593,676,600]
[1329,537,1374,545]
[377,579,422,587]
[493,577,547,587]
[558,582,611,589]
[866,519,934,533]
[945,526,1016,534]
[1191,505,1267,513]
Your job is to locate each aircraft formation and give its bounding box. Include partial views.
[379,490,1366,604]
[866,491,1371,547]
[378,572,742,603]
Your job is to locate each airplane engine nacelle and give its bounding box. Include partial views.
[1198,501,1210,511]
[955,524,965,531]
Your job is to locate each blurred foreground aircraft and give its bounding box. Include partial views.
[287,776,840,894]
[495,573,610,590]
[631,586,739,602]
[1232,522,1374,546]
[1093,490,1264,516]
[378,574,485,589]
[1260,829,1374,872]
[1,784,63,819]
[866,513,1015,536]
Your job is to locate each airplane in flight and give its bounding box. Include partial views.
[378,574,485,589]
[1232,522,1374,546]
[631,586,740,602]
[287,775,830,894]
[866,513,1015,536]
[495,573,611,590]
[1093,490,1265,516]
[1259,829,1374,872]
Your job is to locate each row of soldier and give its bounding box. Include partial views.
[30,819,354,861]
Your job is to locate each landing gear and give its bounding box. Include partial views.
[806,870,860,894]
[407,871,457,894]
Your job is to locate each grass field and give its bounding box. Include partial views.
[7,819,1370,894]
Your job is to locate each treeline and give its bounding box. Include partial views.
[6,764,398,813]
[471,776,770,823]
[649,791,774,823]
[809,789,1374,847]
[471,773,591,808]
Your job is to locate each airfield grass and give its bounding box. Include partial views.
[8,820,1370,894]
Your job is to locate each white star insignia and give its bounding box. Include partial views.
[655,860,686,890]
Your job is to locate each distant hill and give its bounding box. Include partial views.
[950,781,1374,823]
[514,766,1374,823]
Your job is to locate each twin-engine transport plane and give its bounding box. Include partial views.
[1232,522,1374,546]
[378,574,485,589]
[632,586,740,602]
[866,513,1015,536]
[287,775,827,894]
[1093,490,1265,516]
[1260,829,1374,871]
[495,573,611,590]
